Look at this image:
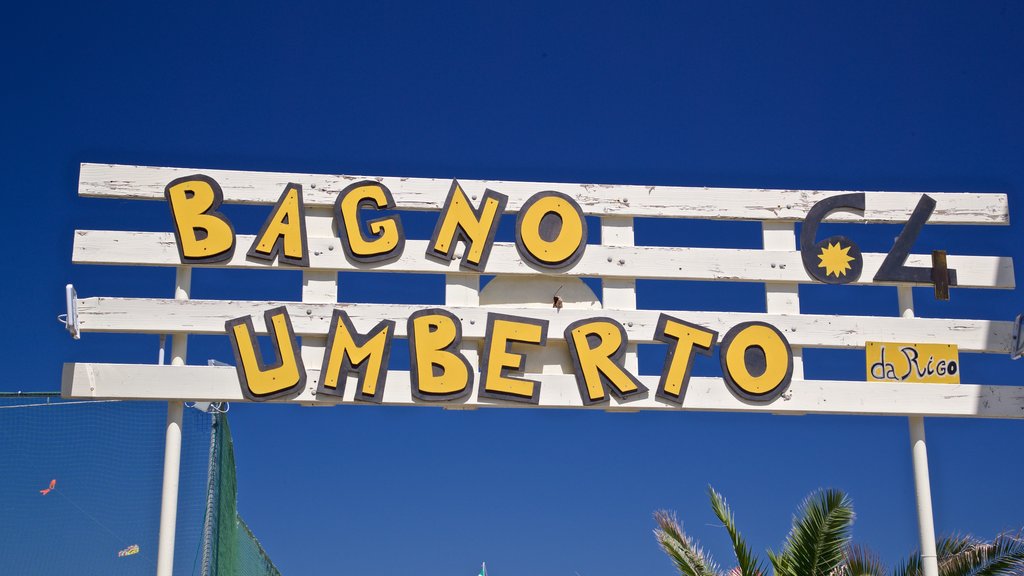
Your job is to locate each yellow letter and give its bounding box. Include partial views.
[317,310,394,403]
[408,309,473,401]
[427,180,507,271]
[225,307,305,401]
[334,181,405,263]
[515,191,587,269]
[653,314,717,403]
[165,175,236,263]
[720,322,793,402]
[247,183,308,266]
[564,318,646,405]
[479,313,548,404]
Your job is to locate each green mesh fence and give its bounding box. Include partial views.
[0,393,279,576]
[204,412,281,576]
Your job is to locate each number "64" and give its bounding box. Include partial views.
[799,194,958,300]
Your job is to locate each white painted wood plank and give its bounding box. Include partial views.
[79,163,1009,224]
[73,297,1016,353]
[61,363,1024,419]
[72,231,1016,289]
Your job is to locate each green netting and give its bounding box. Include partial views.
[0,394,279,576]
[205,413,281,576]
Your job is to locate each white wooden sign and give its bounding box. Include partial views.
[62,163,1023,418]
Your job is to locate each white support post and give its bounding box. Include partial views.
[445,272,480,409]
[445,274,480,312]
[601,217,637,374]
[762,223,804,379]
[900,286,939,576]
[601,216,639,412]
[302,208,339,402]
[156,266,191,576]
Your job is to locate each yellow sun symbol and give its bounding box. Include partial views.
[817,241,854,277]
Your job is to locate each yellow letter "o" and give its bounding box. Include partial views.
[515,192,587,269]
[720,322,793,402]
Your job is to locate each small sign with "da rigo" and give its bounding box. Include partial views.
[866,342,960,384]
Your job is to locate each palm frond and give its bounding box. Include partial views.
[892,551,921,576]
[770,489,855,576]
[936,532,1024,576]
[837,545,885,576]
[707,487,766,576]
[768,547,785,574]
[654,510,724,576]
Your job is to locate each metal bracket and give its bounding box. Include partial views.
[931,250,951,301]
[63,284,80,340]
[185,360,233,413]
[1012,313,1024,360]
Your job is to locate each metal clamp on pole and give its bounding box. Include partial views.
[1011,313,1024,360]
[61,284,80,340]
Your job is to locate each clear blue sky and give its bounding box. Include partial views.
[4,1,1024,574]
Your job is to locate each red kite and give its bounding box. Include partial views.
[39,479,56,495]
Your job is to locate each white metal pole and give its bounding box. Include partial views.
[157,267,191,576]
[899,286,939,576]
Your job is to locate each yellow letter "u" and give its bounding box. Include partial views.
[226,307,306,401]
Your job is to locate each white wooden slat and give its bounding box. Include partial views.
[79,163,1009,224]
[61,363,1024,419]
[73,297,1016,354]
[72,231,1016,289]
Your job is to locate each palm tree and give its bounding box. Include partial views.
[892,533,1024,576]
[653,487,1024,576]
[654,486,854,576]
